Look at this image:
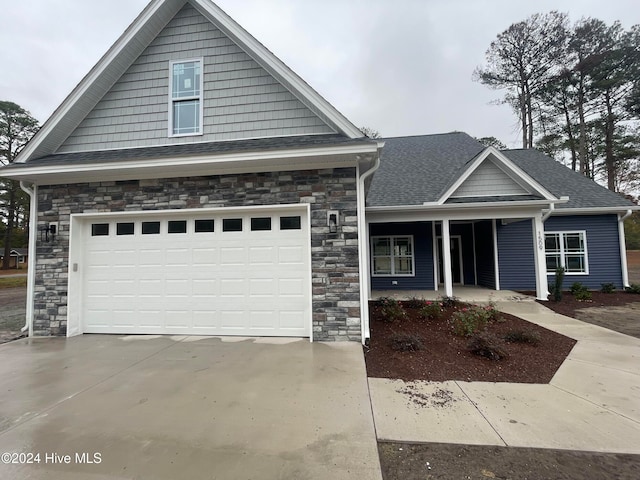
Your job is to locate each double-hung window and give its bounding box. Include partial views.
[169,59,203,136]
[371,236,415,276]
[545,231,588,274]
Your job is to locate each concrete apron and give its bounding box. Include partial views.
[0,335,382,480]
[369,300,640,454]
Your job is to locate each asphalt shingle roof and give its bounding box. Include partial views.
[367,132,635,210]
[3,134,374,169]
[367,133,485,207]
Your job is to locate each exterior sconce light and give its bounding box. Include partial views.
[327,210,339,234]
[41,223,58,242]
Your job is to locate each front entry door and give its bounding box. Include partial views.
[437,236,463,285]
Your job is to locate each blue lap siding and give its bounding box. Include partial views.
[545,214,623,289]
[370,222,434,290]
[497,219,536,290]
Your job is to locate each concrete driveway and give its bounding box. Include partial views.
[0,335,382,480]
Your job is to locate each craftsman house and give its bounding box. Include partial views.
[1,0,636,343]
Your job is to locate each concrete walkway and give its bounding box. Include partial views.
[0,336,382,480]
[369,299,640,454]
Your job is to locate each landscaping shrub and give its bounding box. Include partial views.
[570,282,592,301]
[376,297,407,323]
[440,296,461,309]
[468,332,508,360]
[449,305,492,336]
[419,301,443,320]
[504,329,541,346]
[600,283,616,294]
[389,332,424,352]
[404,296,426,310]
[553,267,565,302]
[626,284,640,294]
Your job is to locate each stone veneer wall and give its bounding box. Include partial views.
[34,167,361,341]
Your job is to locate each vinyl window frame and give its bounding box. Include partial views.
[371,235,416,277]
[168,58,204,137]
[545,230,589,275]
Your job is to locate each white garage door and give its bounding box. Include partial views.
[80,207,311,337]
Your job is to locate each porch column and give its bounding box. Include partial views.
[532,213,549,300]
[442,219,454,297]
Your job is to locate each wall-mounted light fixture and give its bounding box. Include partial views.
[327,210,339,234]
[40,222,58,242]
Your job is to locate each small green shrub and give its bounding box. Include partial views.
[450,306,491,336]
[420,301,443,320]
[376,297,406,323]
[389,332,425,352]
[600,283,616,294]
[625,284,640,294]
[468,332,508,360]
[440,296,461,309]
[404,297,425,310]
[570,282,592,301]
[504,330,541,347]
[553,267,565,302]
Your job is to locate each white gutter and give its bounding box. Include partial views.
[541,202,555,222]
[619,209,633,288]
[368,198,569,213]
[19,181,37,337]
[357,146,382,344]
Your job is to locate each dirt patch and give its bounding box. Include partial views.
[378,442,640,480]
[532,291,640,339]
[364,301,576,384]
[0,286,27,344]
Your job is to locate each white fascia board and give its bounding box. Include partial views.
[366,199,562,223]
[17,0,182,163]
[192,1,364,139]
[549,206,640,215]
[2,143,377,184]
[436,147,557,204]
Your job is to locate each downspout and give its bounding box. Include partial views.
[19,181,37,337]
[619,209,633,288]
[541,202,555,222]
[357,147,382,345]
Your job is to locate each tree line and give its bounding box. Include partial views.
[0,101,39,269]
[474,12,640,195]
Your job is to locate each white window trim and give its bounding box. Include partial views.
[545,230,589,275]
[168,58,204,138]
[371,235,416,277]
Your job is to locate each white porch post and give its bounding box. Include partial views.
[532,213,549,300]
[442,219,453,297]
[618,212,631,288]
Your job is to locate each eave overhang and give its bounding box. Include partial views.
[1,143,380,185]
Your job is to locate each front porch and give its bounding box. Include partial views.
[371,286,535,303]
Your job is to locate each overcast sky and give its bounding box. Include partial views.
[1,0,638,148]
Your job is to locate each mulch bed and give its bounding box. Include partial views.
[364,301,576,384]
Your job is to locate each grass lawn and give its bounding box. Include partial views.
[0,276,27,289]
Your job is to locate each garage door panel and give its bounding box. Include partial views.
[82,208,311,337]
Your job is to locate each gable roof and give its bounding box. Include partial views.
[16,0,363,164]
[366,132,636,211]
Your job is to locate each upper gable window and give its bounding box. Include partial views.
[169,59,203,137]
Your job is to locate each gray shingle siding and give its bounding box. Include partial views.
[545,215,624,289]
[58,3,334,153]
